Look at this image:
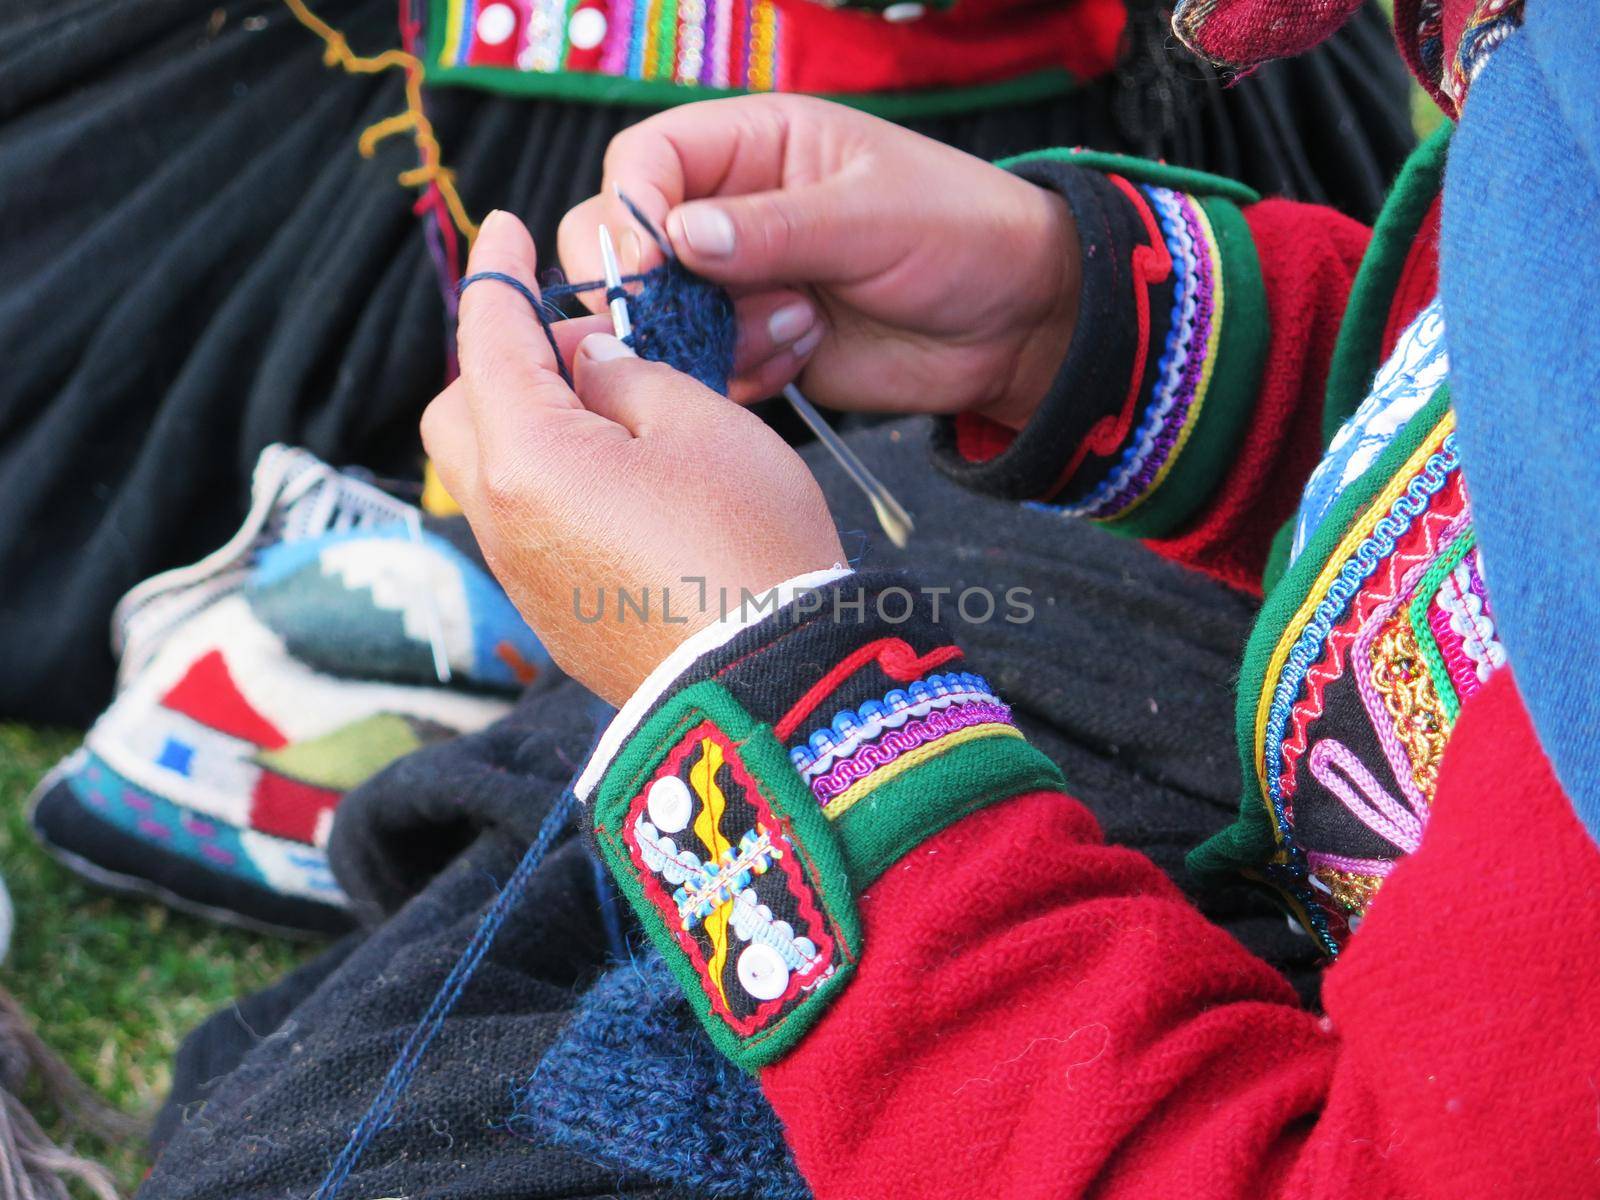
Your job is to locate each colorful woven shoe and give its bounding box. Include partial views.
[30,446,548,936]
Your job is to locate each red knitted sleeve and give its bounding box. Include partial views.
[761,667,1600,1198]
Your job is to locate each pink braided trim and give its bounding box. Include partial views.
[1307,738,1422,855]
[809,701,1014,804]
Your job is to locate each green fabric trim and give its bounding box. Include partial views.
[1409,529,1476,724]
[1187,386,1454,883]
[997,148,1260,206]
[830,732,1064,886]
[592,681,860,1072]
[655,0,678,82]
[1321,123,1453,443]
[1102,195,1269,539]
[419,59,1079,118]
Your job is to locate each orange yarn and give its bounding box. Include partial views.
[282,0,479,244]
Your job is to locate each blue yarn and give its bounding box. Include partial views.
[457,201,736,395]
[311,781,581,1200]
[511,949,812,1200]
[589,847,630,962]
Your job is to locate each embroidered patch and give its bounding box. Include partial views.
[594,681,859,1070]
[1251,414,1470,951]
[626,720,835,1033]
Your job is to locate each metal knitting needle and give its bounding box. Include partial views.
[597,224,632,341]
[783,384,915,550]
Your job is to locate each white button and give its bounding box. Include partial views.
[568,6,608,50]
[737,943,790,1001]
[476,2,518,45]
[882,2,925,21]
[646,775,694,834]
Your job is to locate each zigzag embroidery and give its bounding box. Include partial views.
[1277,471,1465,803]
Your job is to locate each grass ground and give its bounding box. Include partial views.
[0,724,308,1193]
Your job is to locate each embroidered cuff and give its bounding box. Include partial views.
[931,151,1268,538]
[586,572,1063,1069]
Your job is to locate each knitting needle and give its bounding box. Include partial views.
[597,224,633,341]
[783,384,915,550]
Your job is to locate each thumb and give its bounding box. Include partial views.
[571,333,722,433]
[665,179,872,287]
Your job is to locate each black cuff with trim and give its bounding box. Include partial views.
[930,160,1168,502]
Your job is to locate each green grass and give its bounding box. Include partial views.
[0,724,308,1193]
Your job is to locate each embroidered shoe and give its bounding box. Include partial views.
[30,446,547,936]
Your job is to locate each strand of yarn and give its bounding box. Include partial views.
[0,988,135,1200]
[456,197,737,394]
[283,0,479,244]
[311,783,581,1200]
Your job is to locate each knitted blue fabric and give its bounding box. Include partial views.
[622,258,737,394]
[1441,1,1600,841]
[458,204,736,395]
[512,950,811,1200]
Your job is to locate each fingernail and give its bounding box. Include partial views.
[479,209,512,235]
[579,333,636,363]
[672,206,736,258]
[768,301,815,346]
[792,324,824,359]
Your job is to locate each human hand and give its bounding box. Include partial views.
[559,94,1079,430]
[422,210,846,706]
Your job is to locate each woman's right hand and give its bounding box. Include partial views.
[558,94,1080,430]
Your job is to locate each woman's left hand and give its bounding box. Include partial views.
[422,210,845,706]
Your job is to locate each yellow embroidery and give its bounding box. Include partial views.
[1313,868,1384,916]
[1371,618,1450,800]
[690,738,735,1009]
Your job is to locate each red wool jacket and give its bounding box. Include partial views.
[742,175,1600,1196]
[764,667,1600,1198]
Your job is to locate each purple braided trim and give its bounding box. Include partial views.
[1306,850,1396,877]
[810,701,1013,804]
[1097,194,1218,515]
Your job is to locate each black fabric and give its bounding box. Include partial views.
[929,162,1155,502]
[145,421,1316,1200]
[0,0,1412,725]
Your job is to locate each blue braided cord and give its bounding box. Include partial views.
[311,782,582,1200]
[1254,434,1460,949]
